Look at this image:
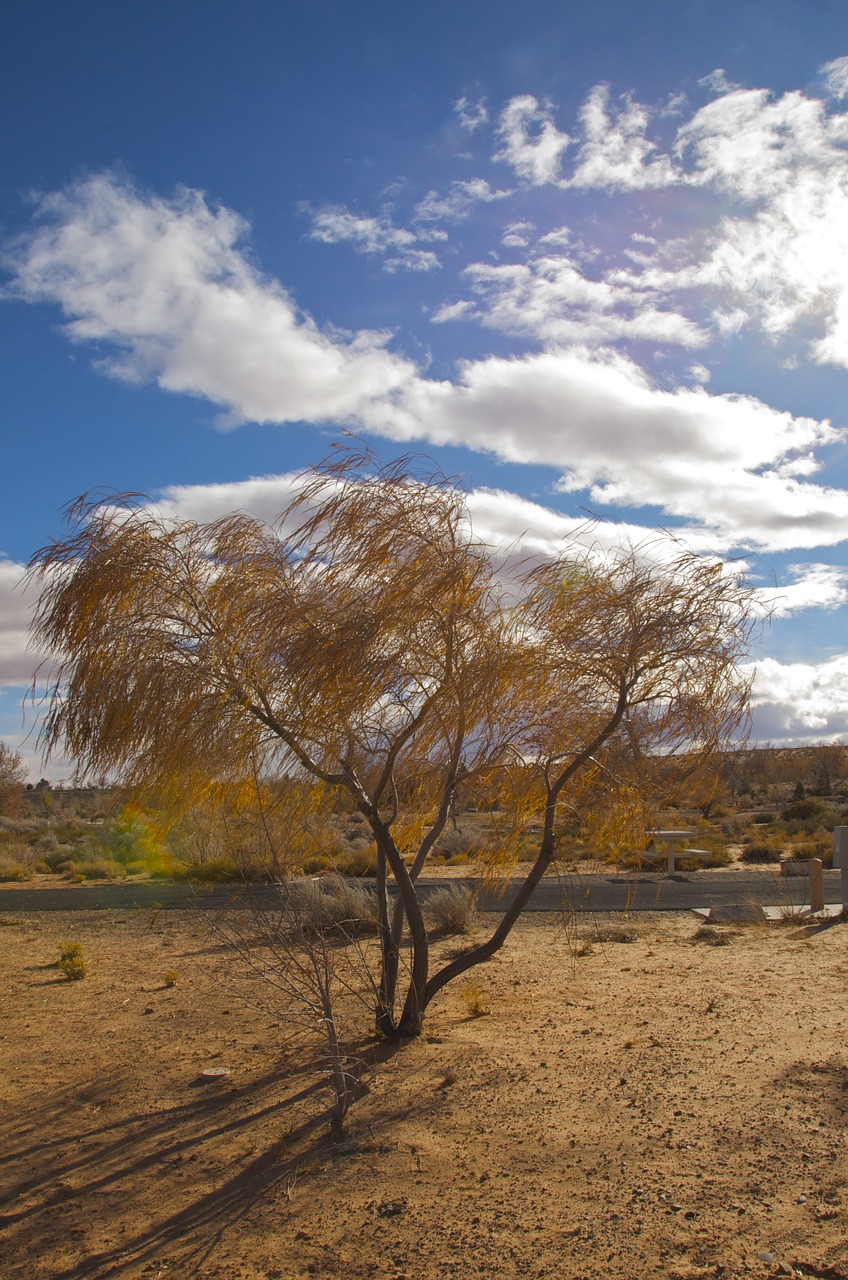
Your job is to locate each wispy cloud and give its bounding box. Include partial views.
[821,56,848,101]
[434,249,706,347]
[414,177,512,223]
[304,203,442,271]
[568,85,678,190]
[494,95,572,184]
[454,95,489,133]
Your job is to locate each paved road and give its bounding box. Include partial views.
[0,869,841,913]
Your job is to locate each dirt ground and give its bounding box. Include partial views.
[2,904,848,1280]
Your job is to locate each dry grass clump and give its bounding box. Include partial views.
[691,925,738,946]
[0,841,37,881]
[286,875,380,935]
[423,884,478,935]
[740,837,783,864]
[592,923,640,944]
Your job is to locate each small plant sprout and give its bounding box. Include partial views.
[163,970,179,988]
[460,978,487,1017]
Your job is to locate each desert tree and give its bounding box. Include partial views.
[0,741,27,816]
[28,450,755,1037]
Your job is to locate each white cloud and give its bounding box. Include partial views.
[454,96,489,133]
[601,86,848,367]
[155,472,302,524]
[494,96,572,184]
[748,655,848,741]
[6,174,418,427]
[500,221,536,248]
[567,85,679,191]
[679,86,848,198]
[359,346,847,552]
[413,178,512,223]
[7,170,848,557]
[305,203,442,272]
[754,564,848,618]
[821,56,848,101]
[0,559,49,688]
[697,69,743,96]
[436,251,706,347]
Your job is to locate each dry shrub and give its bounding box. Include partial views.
[336,844,378,877]
[423,885,478,935]
[692,925,737,946]
[789,834,834,866]
[287,875,380,935]
[57,941,87,979]
[0,841,37,881]
[592,923,640,944]
[740,839,783,864]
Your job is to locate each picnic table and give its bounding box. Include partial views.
[645,829,712,874]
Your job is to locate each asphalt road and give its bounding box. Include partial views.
[0,869,841,913]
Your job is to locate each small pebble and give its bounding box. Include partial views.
[797,1194,807,1203]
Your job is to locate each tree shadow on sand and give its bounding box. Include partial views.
[0,1038,403,1279]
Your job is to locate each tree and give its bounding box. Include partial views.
[0,741,27,816]
[29,450,754,1037]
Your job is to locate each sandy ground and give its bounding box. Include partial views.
[2,906,848,1280]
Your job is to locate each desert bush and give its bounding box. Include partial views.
[0,858,31,881]
[677,845,734,869]
[0,841,38,881]
[788,834,834,866]
[336,844,378,877]
[0,742,26,817]
[592,923,640,944]
[781,798,840,833]
[752,812,774,824]
[57,941,87,980]
[163,970,179,988]
[740,840,783,864]
[423,885,478,935]
[287,875,380,935]
[62,856,125,881]
[172,854,241,883]
[691,925,737,945]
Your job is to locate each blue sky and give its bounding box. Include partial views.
[3,0,848,777]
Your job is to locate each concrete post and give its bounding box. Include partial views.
[808,857,825,914]
[833,826,848,912]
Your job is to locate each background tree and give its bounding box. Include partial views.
[0,741,27,816]
[29,451,754,1037]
